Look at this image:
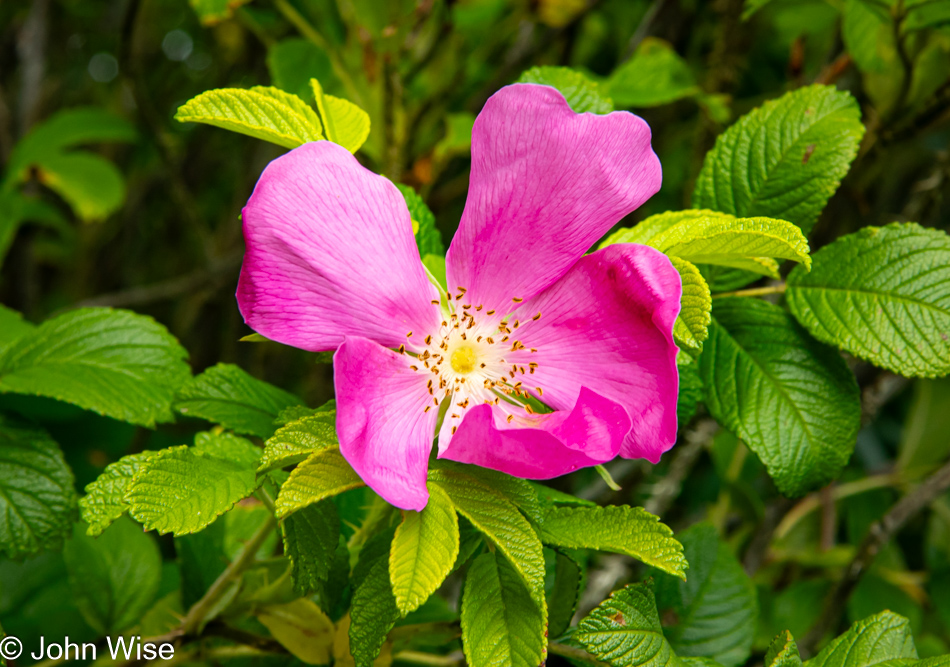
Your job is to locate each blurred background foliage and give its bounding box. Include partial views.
[3,0,950,662]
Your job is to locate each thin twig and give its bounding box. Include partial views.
[712,284,787,299]
[800,457,950,656]
[645,418,718,517]
[742,496,795,575]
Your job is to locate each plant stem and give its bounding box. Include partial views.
[712,283,787,299]
[548,642,610,666]
[800,457,950,656]
[179,513,277,636]
[594,464,622,491]
[392,650,464,666]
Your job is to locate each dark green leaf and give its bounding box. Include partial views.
[349,556,400,667]
[281,500,340,596]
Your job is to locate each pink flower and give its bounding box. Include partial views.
[237,83,681,510]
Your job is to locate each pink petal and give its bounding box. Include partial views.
[501,244,681,463]
[334,336,437,510]
[440,387,629,478]
[446,83,662,313]
[237,142,440,352]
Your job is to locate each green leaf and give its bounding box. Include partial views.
[547,550,582,639]
[602,210,811,276]
[397,183,445,256]
[310,78,371,153]
[898,377,950,471]
[692,85,864,237]
[461,551,547,667]
[174,363,303,438]
[677,361,703,426]
[575,580,679,667]
[267,38,338,101]
[804,611,917,667]
[786,223,950,378]
[79,451,152,537]
[281,500,340,596]
[670,256,712,353]
[63,517,161,634]
[175,86,323,149]
[766,632,803,667]
[700,298,860,496]
[0,415,77,558]
[843,0,894,74]
[188,0,251,24]
[539,505,687,579]
[655,523,757,667]
[349,556,401,667]
[257,599,335,665]
[390,484,460,615]
[606,37,700,108]
[433,112,476,162]
[432,462,543,524]
[35,152,125,221]
[259,408,338,474]
[517,66,614,113]
[0,307,190,427]
[431,471,546,605]
[126,434,262,535]
[274,448,364,519]
[0,305,34,349]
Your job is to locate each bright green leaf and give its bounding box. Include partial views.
[274,448,364,519]
[311,79,370,153]
[517,66,614,113]
[175,86,323,149]
[0,415,76,558]
[655,523,757,666]
[175,362,303,438]
[539,505,687,579]
[0,307,190,427]
[786,223,950,378]
[766,632,803,667]
[700,298,861,497]
[575,580,679,667]
[670,256,712,353]
[390,484,459,615]
[36,152,125,221]
[259,408,338,474]
[606,37,700,108]
[693,85,864,237]
[432,462,543,524]
[804,611,917,667]
[79,451,152,537]
[281,500,340,596]
[461,551,547,667]
[0,305,34,349]
[397,183,444,256]
[64,517,161,634]
[257,599,335,665]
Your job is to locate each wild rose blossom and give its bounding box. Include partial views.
[237,83,681,510]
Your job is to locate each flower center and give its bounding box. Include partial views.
[399,287,545,434]
[450,345,477,374]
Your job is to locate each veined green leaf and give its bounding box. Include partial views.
[64,517,161,634]
[766,632,803,667]
[35,152,125,221]
[547,550,582,639]
[390,484,459,615]
[0,308,190,427]
[606,37,700,108]
[700,298,860,497]
[670,256,712,353]
[175,362,303,438]
[310,79,370,153]
[539,505,687,579]
[0,415,76,558]
[397,183,444,257]
[786,223,950,378]
[0,305,34,349]
[655,523,757,666]
[804,611,917,667]
[126,433,262,535]
[274,448,364,519]
[575,580,679,667]
[517,66,614,113]
[432,462,543,524]
[282,500,340,596]
[175,86,323,149]
[349,556,400,667]
[677,361,703,426]
[259,408,338,474]
[257,599,335,665]
[693,85,864,237]
[431,471,546,606]
[461,551,547,667]
[80,451,152,536]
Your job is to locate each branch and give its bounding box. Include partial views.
[800,457,950,656]
[645,418,718,517]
